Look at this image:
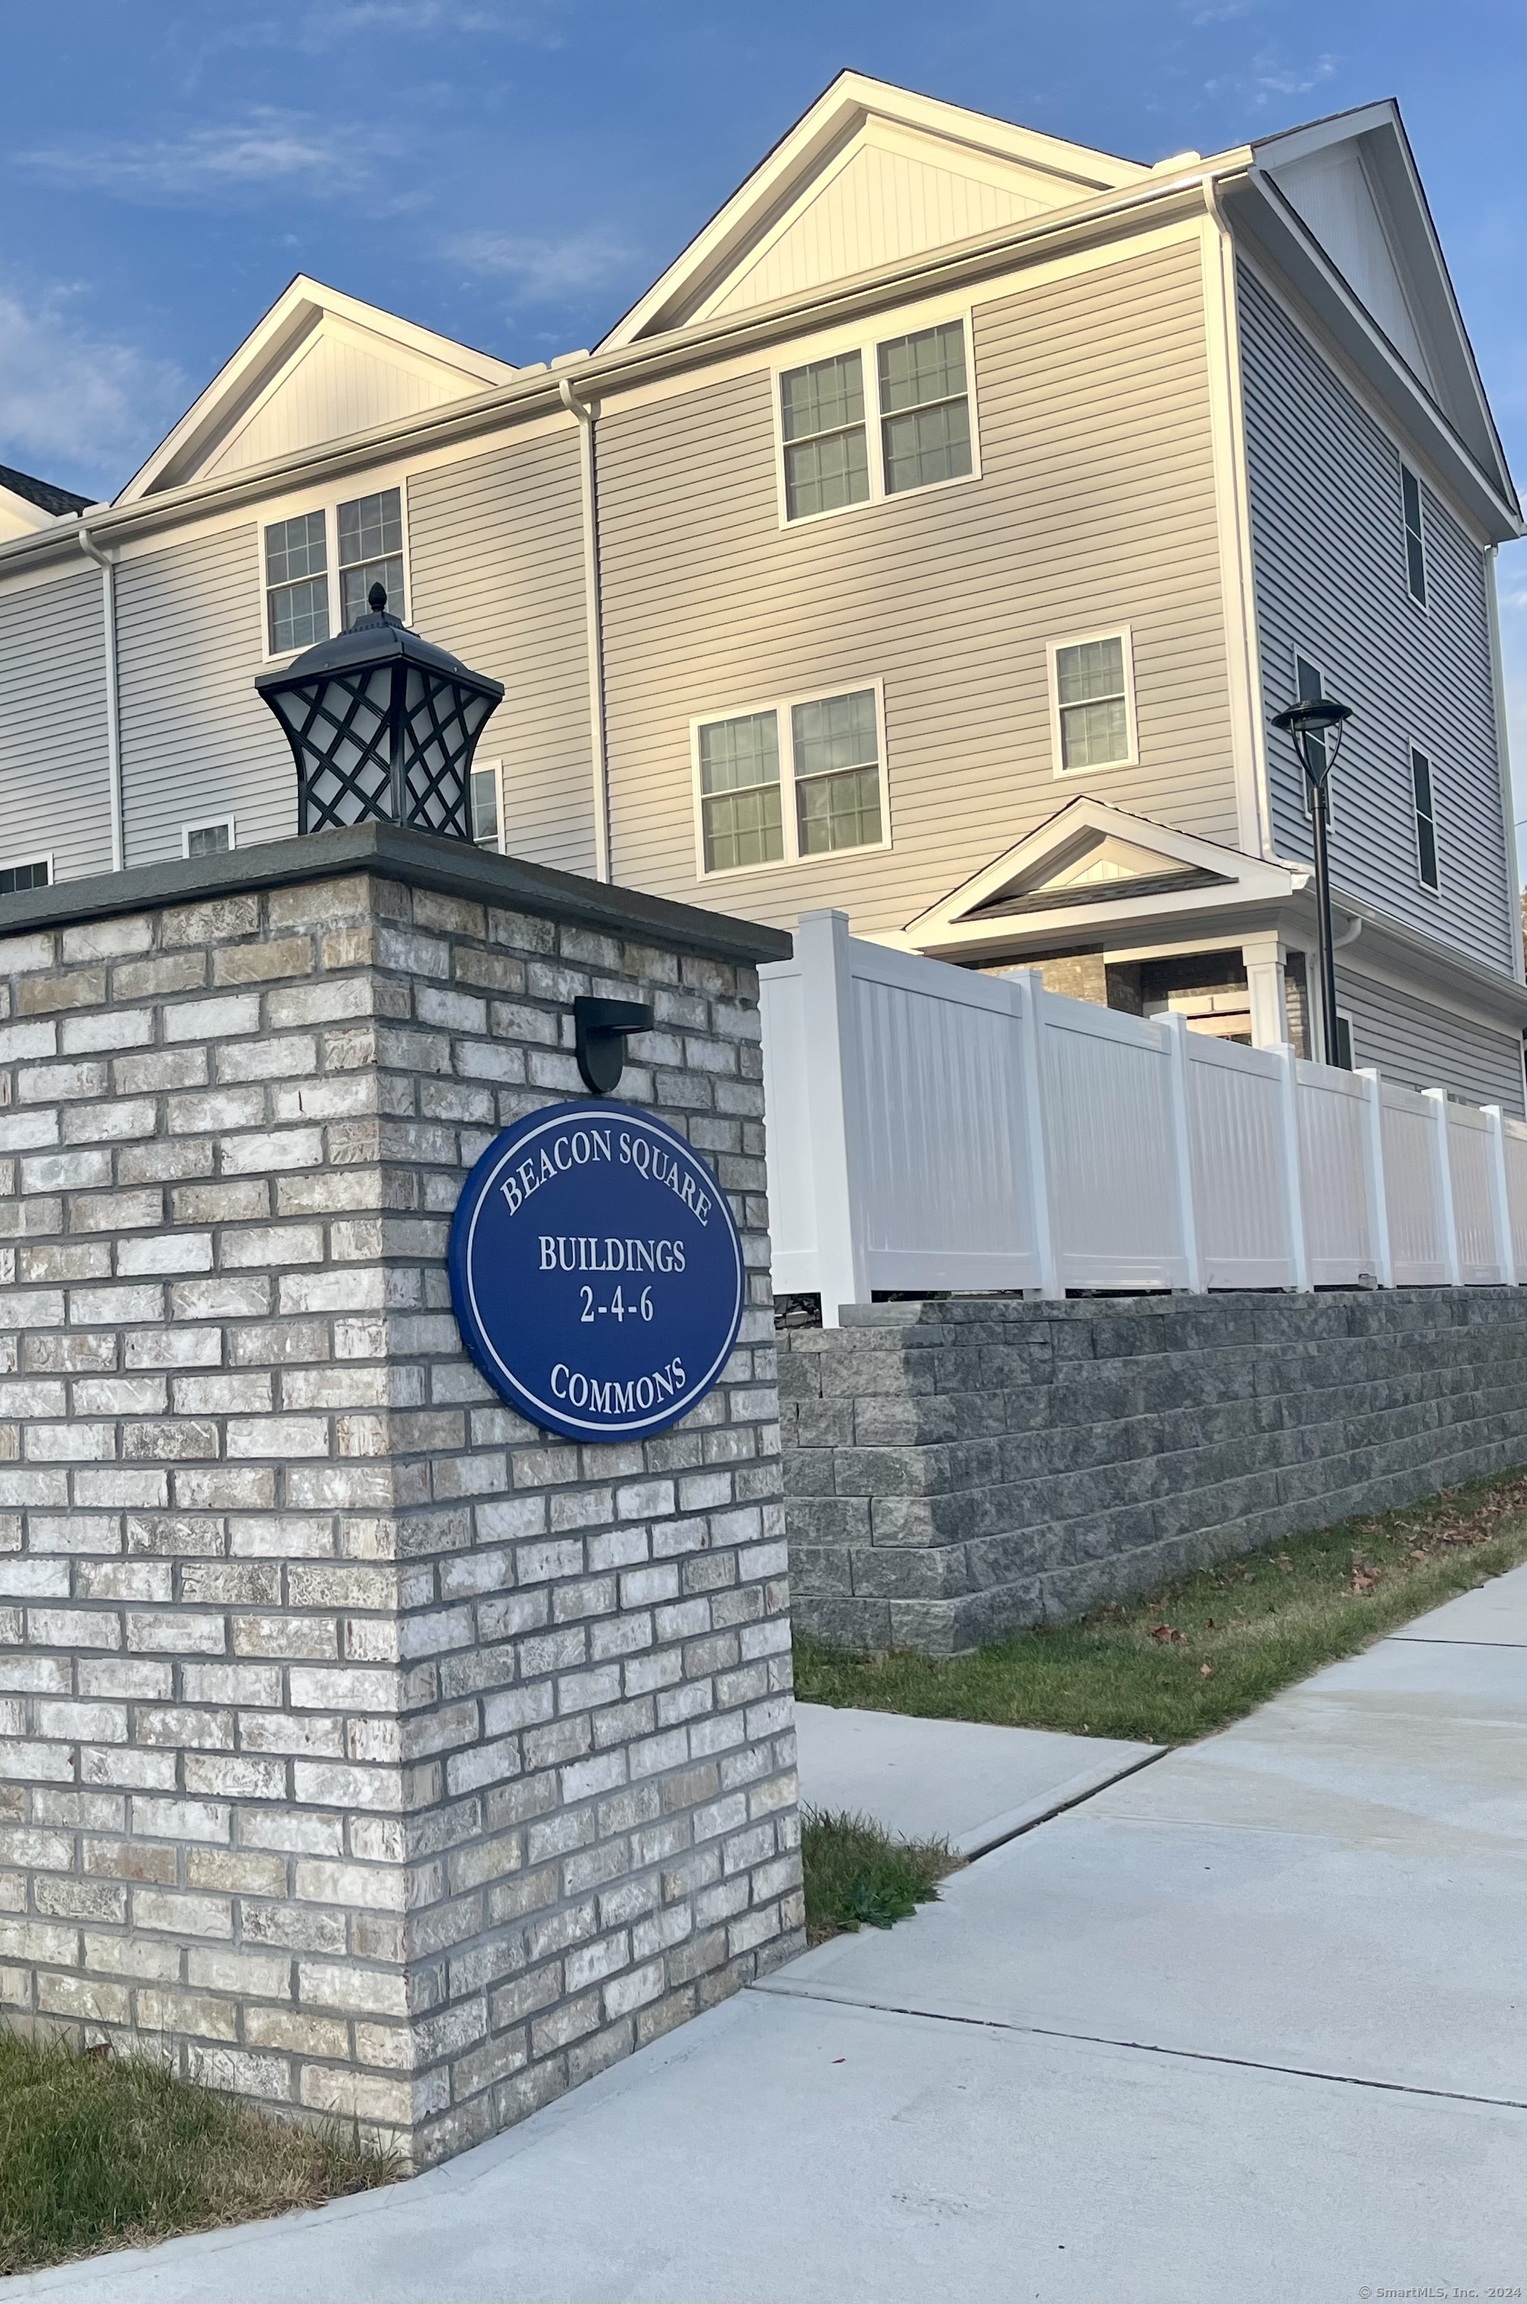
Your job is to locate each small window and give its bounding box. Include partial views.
[878,323,972,495]
[779,354,868,520]
[182,819,234,860]
[470,762,503,851]
[792,690,883,855]
[699,711,784,872]
[1334,1012,1355,1071]
[1292,650,1335,823]
[0,855,50,896]
[1411,746,1439,890]
[265,511,329,654]
[1401,466,1427,607]
[338,488,404,628]
[1051,632,1135,771]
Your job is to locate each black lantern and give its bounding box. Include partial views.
[256,584,504,841]
[1273,692,1354,1069]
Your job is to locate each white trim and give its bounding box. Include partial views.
[772,308,981,530]
[180,817,237,860]
[259,478,413,667]
[0,851,53,892]
[1047,626,1139,776]
[469,759,505,853]
[689,676,891,881]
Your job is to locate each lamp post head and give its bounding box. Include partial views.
[256,584,504,842]
[1273,693,1354,787]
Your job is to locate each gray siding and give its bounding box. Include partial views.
[1239,262,1515,976]
[1336,962,1523,1114]
[408,430,595,877]
[597,240,1236,935]
[0,569,112,883]
[117,525,292,866]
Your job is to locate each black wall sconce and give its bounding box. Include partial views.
[575,998,653,1095]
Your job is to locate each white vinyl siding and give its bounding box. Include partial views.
[1239,261,1514,976]
[693,685,886,877]
[602,239,1233,933]
[0,569,113,884]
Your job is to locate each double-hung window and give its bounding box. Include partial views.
[1411,746,1439,890]
[693,684,888,876]
[1049,631,1137,772]
[1401,465,1427,607]
[778,316,975,522]
[263,485,406,655]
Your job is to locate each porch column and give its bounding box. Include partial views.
[1242,932,1289,1050]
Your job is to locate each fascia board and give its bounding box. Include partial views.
[901,886,1300,965]
[1249,99,1400,171]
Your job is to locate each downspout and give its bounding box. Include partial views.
[558,376,612,884]
[76,519,125,873]
[1202,172,1274,861]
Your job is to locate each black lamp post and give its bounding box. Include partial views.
[256,583,504,842]
[1272,692,1354,1068]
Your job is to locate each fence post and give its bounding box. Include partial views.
[1274,1045,1311,1291]
[1423,1087,1463,1286]
[1162,1013,1204,1291]
[794,908,870,1326]
[1481,1106,1518,1284]
[1356,1068,1394,1287]
[1010,971,1061,1299]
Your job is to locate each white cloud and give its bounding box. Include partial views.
[449,228,635,301]
[0,282,185,496]
[17,108,387,203]
[1204,48,1338,107]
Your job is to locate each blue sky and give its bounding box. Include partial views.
[3,0,1524,863]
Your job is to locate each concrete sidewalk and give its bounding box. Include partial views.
[8,1568,1526,2304]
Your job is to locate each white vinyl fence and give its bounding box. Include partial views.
[759,909,1527,1324]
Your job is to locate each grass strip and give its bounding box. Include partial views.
[0,2031,395,2278]
[795,1467,1527,1746]
[801,1807,963,1946]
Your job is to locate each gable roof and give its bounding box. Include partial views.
[600,71,1150,348]
[119,277,518,504]
[0,462,90,519]
[900,798,1309,961]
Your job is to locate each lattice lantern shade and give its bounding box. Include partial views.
[256,585,504,841]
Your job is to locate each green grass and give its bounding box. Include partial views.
[0,2032,395,2278]
[796,1469,1527,1746]
[801,1807,963,1945]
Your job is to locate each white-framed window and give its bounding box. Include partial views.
[1048,629,1138,774]
[470,761,504,851]
[262,483,408,659]
[181,818,236,860]
[0,853,51,897]
[691,681,890,878]
[1400,464,1427,608]
[1292,648,1335,826]
[775,314,978,526]
[1410,745,1439,891]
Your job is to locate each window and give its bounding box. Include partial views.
[263,485,408,656]
[1334,1012,1355,1071]
[1049,631,1136,772]
[182,819,235,860]
[1293,650,1333,823]
[265,511,329,654]
[338,488,405,627]
[777,315,976,522]
[693,684,888,876]
[470,762,503,851]
[0,855,50,896]
[1411,746,1439,890]
[878,324,972,495]
[1401,465,1427,607]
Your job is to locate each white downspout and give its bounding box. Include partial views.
[76,519,125,873]
[558,376,612,883]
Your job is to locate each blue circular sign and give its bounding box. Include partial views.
[448,1100,747,1442]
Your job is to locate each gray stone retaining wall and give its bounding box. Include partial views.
[780,1290,1527,1652]
[0,827,800,2168]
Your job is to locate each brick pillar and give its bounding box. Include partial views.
[0,825,801,2167]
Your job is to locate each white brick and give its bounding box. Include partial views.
[116,1233,215,1276]
[163,994,261,1042]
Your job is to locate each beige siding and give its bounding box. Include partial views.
[0,569,113,883]
[117,525,293,866]
[598,238,1235,937]
[407,429,596,876]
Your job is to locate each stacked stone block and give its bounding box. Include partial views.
[0,829,800,2167]
[782,1290,1527,1652]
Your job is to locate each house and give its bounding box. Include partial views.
[0,74,1521,1103]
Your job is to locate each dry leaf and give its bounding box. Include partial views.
[1275,1555,1293,1574]
[1199,1664,1215,1679]
[1149,1624,1185,1644]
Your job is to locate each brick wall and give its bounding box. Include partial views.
[0,829,801,2167]
[782,1290,1527,1652]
